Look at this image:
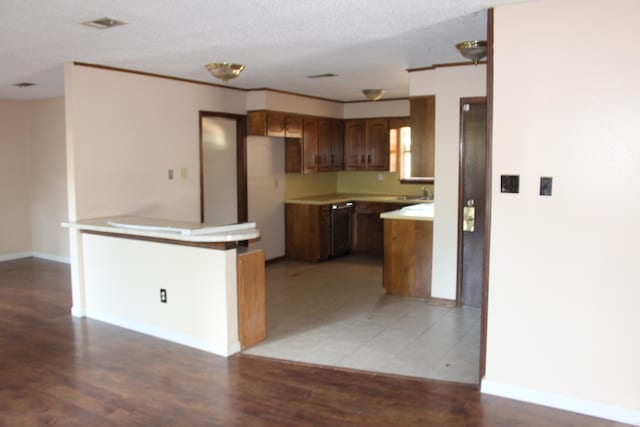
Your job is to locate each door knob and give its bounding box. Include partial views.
[463,199,475,232]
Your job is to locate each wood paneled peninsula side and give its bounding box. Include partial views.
[63,216,265,356]
[381,203,434,299]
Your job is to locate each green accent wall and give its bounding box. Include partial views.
[285,171,432,199]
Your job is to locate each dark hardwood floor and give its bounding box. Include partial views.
[0,258,624,426]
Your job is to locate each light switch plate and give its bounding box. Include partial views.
[500,175,519,193]
[540,177,552,196]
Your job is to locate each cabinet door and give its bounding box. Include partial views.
[285,138,302,173]
[344,120,366,170]
[330,119,344,171]
[266,112,286,137]
[247,111,267,136]
[285,204,330,262]
[365,118,390,171]
[284,115,303,138]
[303,117,319,173]
[317,119,333,172]
[353,202,386,255]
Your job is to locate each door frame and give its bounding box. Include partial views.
[198,111,248,224]
[455,96,487,306]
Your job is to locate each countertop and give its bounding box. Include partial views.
[285,193,433,205]
[63,216,260,243]
[380,203,434,222]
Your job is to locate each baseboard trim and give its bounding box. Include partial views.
[85,309,241,358]
[0,252,33,262]
[33,252,71,264]
[71,306,86,318]
[0,252,71,264]
[481,379,640,425]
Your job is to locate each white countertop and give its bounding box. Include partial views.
[62,216,260,243]
[380,203,434,221]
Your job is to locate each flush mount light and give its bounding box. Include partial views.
[455,40,487,64]
[362,89,385,101]
[81,17,127,30]
[205,62,245,84]
[12,82,37,88]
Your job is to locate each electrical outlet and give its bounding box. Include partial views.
[180,167,188,179]
[160,288,167,303]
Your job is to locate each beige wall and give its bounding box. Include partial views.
[483,0,640,423]
[0,100,32,259]
[409,65,486,299]
[28,97,69,261]
[65,64,247,222]
[336,171,424,196]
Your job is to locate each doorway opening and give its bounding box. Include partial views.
[199,111,247,224]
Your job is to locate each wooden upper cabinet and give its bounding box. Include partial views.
[317,119,333,172]
[247,111,302,138]
[330,119,344,171]
[344,120,367,170]
[409,96,436,180]
[345,118,392,171]
[303,117,319,173]
[365,119,390,171]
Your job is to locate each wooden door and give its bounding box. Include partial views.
[365,118,390,170]
[457,98,487,308]
[330,119,344,171]
[317,119,333,172]
[303,117,318,173]
[344,120,366,170]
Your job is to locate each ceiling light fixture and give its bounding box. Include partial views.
[362,89,385,101]
[455,40,487,65]
[205,62,245,84]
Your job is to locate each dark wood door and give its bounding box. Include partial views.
[344,120,366,170]
[365,118,390,171]
[458,98,487,308]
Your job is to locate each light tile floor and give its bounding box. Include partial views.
[243,254,481,384]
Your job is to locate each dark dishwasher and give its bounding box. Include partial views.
[330,202,353,258]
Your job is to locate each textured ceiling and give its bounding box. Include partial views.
[0,0,521,101]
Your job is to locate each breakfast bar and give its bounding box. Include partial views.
[63,216,264,357]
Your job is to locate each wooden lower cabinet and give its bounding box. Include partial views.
[352,202,410,255]
[237,248,266,349]
[383,219,433,298]
[285,204,330,262]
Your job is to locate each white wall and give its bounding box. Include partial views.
[483,0,640,424]
[65,64,247,222]
[410,65,486,299]
[0,100,32,260]
[28,97,69,262]
[82,233,239,356]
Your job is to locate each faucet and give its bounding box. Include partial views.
[422,186,433,200]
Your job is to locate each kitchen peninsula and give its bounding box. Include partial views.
[381,203,434,299]
[64,216,264,357]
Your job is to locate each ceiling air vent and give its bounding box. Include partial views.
[307,73,337,79]
[12,82,37,88]
[81,17,127,30]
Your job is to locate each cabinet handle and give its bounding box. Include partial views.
[367,154,372,164]
[361,155,365,164]
[281,120,287,131]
